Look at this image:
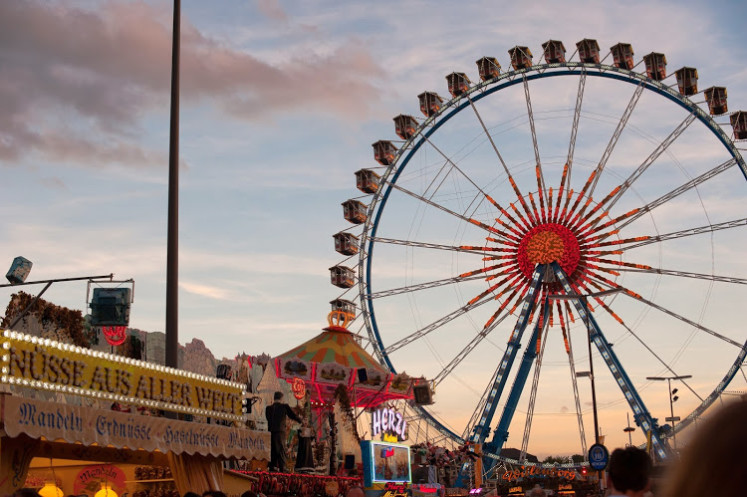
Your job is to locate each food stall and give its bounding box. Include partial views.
[0,329,269,496]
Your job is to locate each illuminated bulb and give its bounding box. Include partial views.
[2,342,9,350]
[94,483,118,497]
[38,483,64,497]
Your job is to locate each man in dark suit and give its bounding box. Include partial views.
[265,391,302,472]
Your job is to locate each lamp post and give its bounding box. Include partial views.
[165,0,181,369]
[646,374,692,451]
[575,370,599,445]
[551,288,622,447]
[551,287,622,492]
[623,412,636,447]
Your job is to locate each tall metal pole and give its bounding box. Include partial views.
[165,0,181,369]
[624,412,636,447]
[646,374,691,453]
[584,298,600,444]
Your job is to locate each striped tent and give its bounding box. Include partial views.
[274,312,415,408]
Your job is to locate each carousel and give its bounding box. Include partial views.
[235,310,429,496]
[274,310,424,473]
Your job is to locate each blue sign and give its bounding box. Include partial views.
[588,443,609,470]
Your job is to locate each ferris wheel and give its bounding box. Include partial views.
[330,39,747,467]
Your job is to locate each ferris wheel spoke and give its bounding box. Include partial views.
[565,70,586,191]
[385,180,513,241]
[367,274,486,299]
[623,217,747,249]
[585,82,645,202]
[625,292,743,348]
[522,75,548,208]
[606,113,698,213]
[432,310,513,387]
[616,267,747,285]
[612,158,738,234]
[384,292,498,354]
[421,135,507,215]
[370,236,493,257]
[466,95,536,222]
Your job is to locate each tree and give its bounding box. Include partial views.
[2,291,94,347]
[542,455,568,464]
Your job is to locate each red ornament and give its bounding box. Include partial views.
[292,377,306,399]
[102,326,127,346]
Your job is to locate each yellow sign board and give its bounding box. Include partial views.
[0,330,244,420]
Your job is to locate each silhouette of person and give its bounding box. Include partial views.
[662,398,747,497]
[606,446,652,497]
[265,391,301,472]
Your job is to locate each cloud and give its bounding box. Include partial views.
[180,281,231,300]
[257,0,288,22]
[0,1,385,169]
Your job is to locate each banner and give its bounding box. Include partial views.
[2,395,269,460]
[0,330,244,420]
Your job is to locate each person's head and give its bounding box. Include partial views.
[274,391,283,401]
[607,446,651,495]
[528,485,544,497]
[241,491,258,497]
[345,486,364,497]
[202,492,227,497]
[184,493,201,497]
[663,399,747,497]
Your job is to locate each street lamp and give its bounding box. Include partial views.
[551,288,623,448]
[646,374,692,450]
[623,412,636,447]
[575,370,599,445]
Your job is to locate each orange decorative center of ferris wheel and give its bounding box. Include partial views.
[517,223,580,279]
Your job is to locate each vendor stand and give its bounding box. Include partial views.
[0,329,270,496]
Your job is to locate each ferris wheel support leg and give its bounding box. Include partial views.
[550,262,673,461]
[455,265,546,488]
[482,297,550,475]
[466,265,546,445]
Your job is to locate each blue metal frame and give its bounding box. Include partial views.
[467,265,546,445]
[483,296,550,472]
[360,62,747,455]
[550,262,670,461]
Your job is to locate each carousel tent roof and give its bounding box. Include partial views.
[274,314,416,408]
[277,325,387,373]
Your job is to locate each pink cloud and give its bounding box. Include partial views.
[0,1,384,168]
[257,0,288,22]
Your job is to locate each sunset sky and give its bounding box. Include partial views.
[1,0,746,458]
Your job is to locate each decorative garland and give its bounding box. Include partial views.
[2,291,94,347]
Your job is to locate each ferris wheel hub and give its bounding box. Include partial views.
[516,223,580,279]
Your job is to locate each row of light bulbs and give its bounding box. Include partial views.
[0,374,244,421]
[1,329,245,388]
